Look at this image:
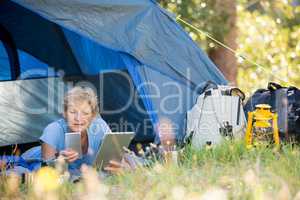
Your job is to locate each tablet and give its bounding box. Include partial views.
[94,132,134,170]
[65,132,82,158]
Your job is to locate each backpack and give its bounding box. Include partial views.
[244,82,300,142]
[185,83,247,148]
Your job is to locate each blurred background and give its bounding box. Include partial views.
[158,0,300,95]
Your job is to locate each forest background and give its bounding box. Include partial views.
[158,0,300,95]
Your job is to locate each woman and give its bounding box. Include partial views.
[22,86,126,175]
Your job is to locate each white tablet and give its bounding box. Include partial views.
[94,132,134,170]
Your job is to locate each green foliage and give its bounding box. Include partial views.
[158,0,231,52]
[108,140,300,199]
[237,1,300,94]
[159,0,300,94]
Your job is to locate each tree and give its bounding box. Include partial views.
[208,0,238,85]
[158,0,238,84]
[158,0,300,93]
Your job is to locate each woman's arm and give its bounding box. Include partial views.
[42,142,79,163]
[40,122,61,161]
[41,142,57,160]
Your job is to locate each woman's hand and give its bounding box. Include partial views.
[60,149,79,163]
[104,158,131,175]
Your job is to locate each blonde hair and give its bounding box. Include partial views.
[64,86,99,114]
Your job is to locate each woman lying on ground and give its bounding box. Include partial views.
[2,86,172,177]
[20,86,131,176]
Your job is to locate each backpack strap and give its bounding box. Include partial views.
[268,82,285,111]
[268,82,283,91]
[199,81,218,94]
[230,87,245,101]
[184,95,208,146]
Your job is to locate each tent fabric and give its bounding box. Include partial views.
[0,78,64,145]
[0,0,227,146]
[12,0,226,86]
[0,74,156,146]
[0,41,11,80]
[136,65,197,142]
[18,50,58,79]
[62,28,127,74]
[120,53,159,142]
[0,45,57,80]
[93,71,156,143]
[0,24,20,79]
[0,1,82,76]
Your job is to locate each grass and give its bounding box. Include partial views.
[108,140,300,199]
[1,139,300,199]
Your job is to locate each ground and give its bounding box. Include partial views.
[1,139,300,200]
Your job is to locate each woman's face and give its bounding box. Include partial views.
[64,100,95,133]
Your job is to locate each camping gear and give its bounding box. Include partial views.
[185,84,246,148]
[245,104,280,148]
[244,82,300,142]
[0,0,227,149]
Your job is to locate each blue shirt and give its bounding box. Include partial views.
[21,116,111,175]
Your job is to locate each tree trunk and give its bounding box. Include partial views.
[209,0,238,85]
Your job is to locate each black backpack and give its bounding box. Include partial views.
[244,82,300,142]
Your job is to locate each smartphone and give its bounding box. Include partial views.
[65,132,82,158]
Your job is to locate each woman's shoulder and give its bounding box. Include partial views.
[92,116,107,124]
[89,116,111,135]
[43,118,66,134]
[40,118,66,150]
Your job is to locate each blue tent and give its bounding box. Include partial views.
[0,0,227,147]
